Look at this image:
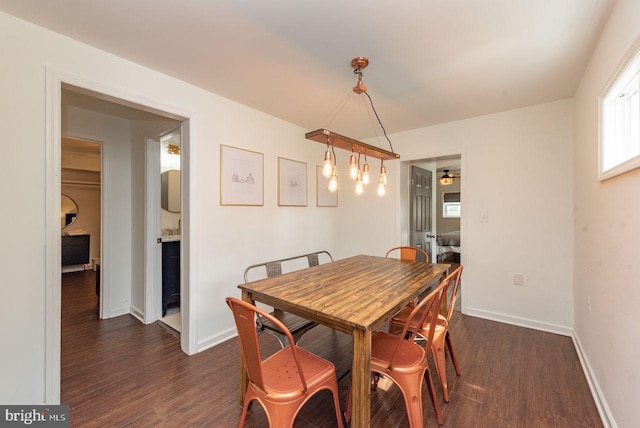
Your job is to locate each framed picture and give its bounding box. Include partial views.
[316,165,338,207]
[220,145,264,206]
[278,157,307,206]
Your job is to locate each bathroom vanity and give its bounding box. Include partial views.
[62,234,90,266]
[161,237,180,316]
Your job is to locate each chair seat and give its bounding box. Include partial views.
[260,346,337,399]
[389,306,447,335]
[371,331,426,374]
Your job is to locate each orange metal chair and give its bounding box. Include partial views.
[386,246,430,309]
[388,266,463,402]
[345,278,447,426]
[226,297,344,428]
[385,246,429,263]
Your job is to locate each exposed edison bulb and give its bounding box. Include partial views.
[349,153,358,180]
[322,148,333,178]
[377,177,386,197]
[355,173,364,195]
[380,164,387,185]
[328,167,338,192]
[362,161,370,185]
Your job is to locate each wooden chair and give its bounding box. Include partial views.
[243,251,333,348]
[226,297,344,428]
[388,265,463,402]
[345,278,447,426]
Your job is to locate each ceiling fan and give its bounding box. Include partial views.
[439,169,461,185]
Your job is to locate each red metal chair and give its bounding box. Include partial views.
[345,278,447,426]
[226,297,344,428]
[388,266,463,402]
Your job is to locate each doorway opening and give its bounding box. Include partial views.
[47,70,193,403]
[157,128,183,335]
[401,155,462,268]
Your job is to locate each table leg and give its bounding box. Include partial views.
[351,329,371,428]
[238,290,253,405]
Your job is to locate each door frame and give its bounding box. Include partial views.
[45,67,195,403]
[144,136,163,323]
[145,127,184,325]
[398,151,465,305]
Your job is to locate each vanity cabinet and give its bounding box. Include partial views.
[162,240,180,316]
[62,234,90,266]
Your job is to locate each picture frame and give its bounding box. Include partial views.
[278,157,307,206]
[220,145,264,206]
[316,165,338,207]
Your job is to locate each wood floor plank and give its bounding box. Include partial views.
[61,270,603,428]
[474,322,524,427]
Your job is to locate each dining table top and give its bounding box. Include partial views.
[238,254,450,334]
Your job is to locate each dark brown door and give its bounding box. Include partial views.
[409,166,433,261]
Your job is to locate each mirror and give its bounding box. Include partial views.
[61,194,78,228]
[161,169,181,213]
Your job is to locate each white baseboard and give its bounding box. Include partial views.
[129,305,144,323]
[572,332,617,428]
[106,306,130,319]
[196,327,237,353]
[465,307,573,336]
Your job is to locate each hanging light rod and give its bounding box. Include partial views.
[305,129,400,161]
[307,57,400,196]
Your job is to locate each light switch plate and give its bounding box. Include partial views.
[514,273,524,286]
[480,210,489,222]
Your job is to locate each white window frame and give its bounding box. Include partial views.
[599,37,640,181]
[442,192,461,218]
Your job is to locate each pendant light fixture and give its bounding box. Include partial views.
[305,57,400,196]
[439,169,454,185]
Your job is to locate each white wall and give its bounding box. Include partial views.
[573,0,640,426]
[0,11,398,403]
[389,99,575,333]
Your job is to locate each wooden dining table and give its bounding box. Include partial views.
[238,254,450,427]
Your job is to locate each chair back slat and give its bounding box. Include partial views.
[265,261,282,278]
[307,253,319,267]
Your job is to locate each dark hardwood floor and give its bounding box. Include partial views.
[62,270,602,427]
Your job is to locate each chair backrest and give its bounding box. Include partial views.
[244,251,334,283]
[385,246,429,263]
[444,266,463,322]
[226,297,308,393]
[399,278,447,347]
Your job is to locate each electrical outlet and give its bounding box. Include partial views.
[513,273,524,286]
[587,296,591,315]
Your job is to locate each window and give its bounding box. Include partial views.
[599,44,640,180]
[443,192,461,218]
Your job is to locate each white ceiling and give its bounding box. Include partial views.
[0,0,616,140]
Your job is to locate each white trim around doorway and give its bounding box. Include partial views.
[45,67,196,404]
